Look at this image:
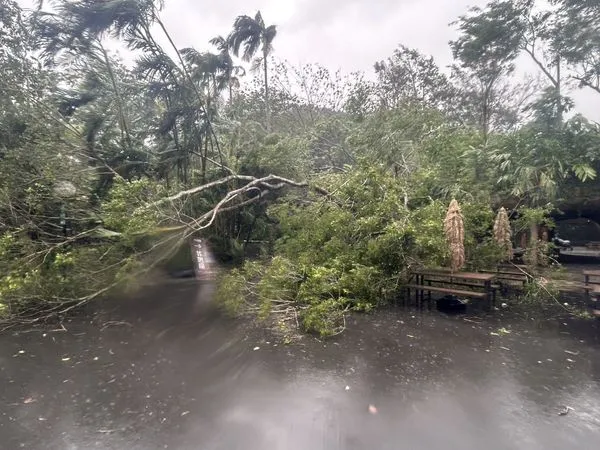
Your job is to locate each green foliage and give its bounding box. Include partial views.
[102,178,162,240]
[517,277,560,306]
[237,133,310,180]
[374,45,454,111]
[515,205,554,233]
[0,234,129,315]
[300,299,347,337]
[487,119,600,203]
[450,1,524,79]
[405,201,448,267]
[462,202,504,270]
[215,267,249,316]
[214,167,413,335]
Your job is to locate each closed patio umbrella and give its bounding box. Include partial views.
[444,199,465,273]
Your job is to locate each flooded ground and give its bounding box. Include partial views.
[1,280,599,450]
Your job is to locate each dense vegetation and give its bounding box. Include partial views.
[1,0,599,332]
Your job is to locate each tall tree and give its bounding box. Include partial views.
[228,11,277,131]
[450,1,524,140]
[209,35,245,103]
[463,1,569,123]
[551,0,600,95]
[374,45,453,111]
[516,0,568,122]
[181,49,224,104]
[450,67,538,132]
[35,10,135,151]
[35,0,224,185]
[457,0,600,124]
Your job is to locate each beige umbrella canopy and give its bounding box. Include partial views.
[444,199,465,273]
[493,207,513,262]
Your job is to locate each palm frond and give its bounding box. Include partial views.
[228,15,262,62]
[180,47,205,66]
[209,35,228,52]
[233,65,246,77]
[254,11,265,28]
[263,24,277,47]
[250,57,263,73]
[135,53,177,80]
[181,49,225,88]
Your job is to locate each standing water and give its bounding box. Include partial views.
[1,280,599,449]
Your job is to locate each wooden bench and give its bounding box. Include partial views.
[408,270,496,309]
[583,270,600,285]
[585,285,600,318]
[498,264,528,271]
[584,284,600,297]
[404,284,487,309]
[496,273,528,285]
[481,269,528,288]
[583,270,600,300]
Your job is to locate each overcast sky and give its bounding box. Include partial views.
[160,0,479,71]
[18,0,599,120]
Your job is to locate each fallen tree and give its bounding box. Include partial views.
[0,173,319,328]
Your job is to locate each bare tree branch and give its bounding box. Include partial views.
[149,174,309,208]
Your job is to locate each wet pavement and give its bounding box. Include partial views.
[1,280,600,449]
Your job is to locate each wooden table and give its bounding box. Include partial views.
[409,270,496,309]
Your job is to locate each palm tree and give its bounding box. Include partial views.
[36,0,224,184]
[209,35,245,103]
[227,11,277,131]
[181,49,221,101]
[36,9,135,151]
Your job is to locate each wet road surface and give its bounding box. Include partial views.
[1,280,600,449]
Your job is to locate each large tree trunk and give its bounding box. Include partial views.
[263,49,270,132]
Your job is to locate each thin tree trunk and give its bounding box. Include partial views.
[201,133,208,184]
[523,47,564,125]
[99,42,132,150]
[212,75,217,106]
[482,85,491,143]
[243,213,259,252]
[263,49,270,132]
[556,56,562,124]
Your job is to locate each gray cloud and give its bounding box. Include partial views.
[159,0,482,67]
